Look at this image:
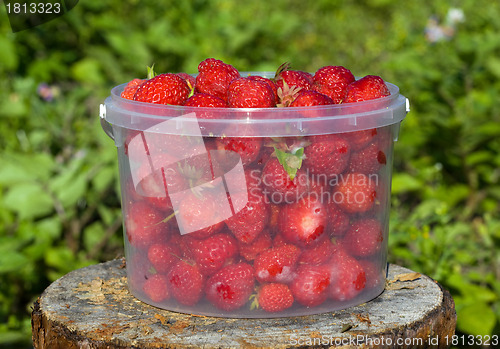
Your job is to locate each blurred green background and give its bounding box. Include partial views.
[1,0,499,347]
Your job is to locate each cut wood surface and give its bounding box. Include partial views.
[32,259,456,348]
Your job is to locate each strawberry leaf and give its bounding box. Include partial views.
[274,146,304,181]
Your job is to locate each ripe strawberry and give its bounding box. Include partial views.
[177,72,196,91]
[247,75,279,105]
[127,251,156,293]
[298,238,336,266]
[326,202,350,237]
[225,190,270,244]
[143,273,170,303]
[185,233,239,276]
[307,177,330,202]
[195,58,240,102]
[184,93,227,108]
[328,249,366,301]
[358,259,385,290]
[256,283,294,312]
[254,244,301,284]
[261,157,309,204]
[244,168,263,192]
[205,262,255,311]
[227,77,276,108]
[303,134,351,178]
[343,75,390,103]
[312,65,355,104]
[215,133,262,166]
[275,68,313,92]
[342,128,379,151]
[289,90,334,108]
[238,230,272,261]
[342,218,384,257]
[133,73,190,105]
[167,260,204,306]
[290,264,331,307]
[135,155,186,212]
[278,195,328,247]
[334,173,377,213]
[125,201,170,249]
[121,78,145,100]
[147,242,181,274]
[272,231,290,248]
[177,192,225,239]
[348,141,387,174]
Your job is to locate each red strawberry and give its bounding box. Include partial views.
[278,195,327,247]
[342,218,384,257]
[125,201,170,248]
[303,134,351,178]
[326,202,350,237]
[177,72,196,91]
[289,90,334,108]
[227,77,276,108]
[275,69,313,92]
[342,128,379,151]
[348,141,387,174]
[334,173,377,213]
[298,238,336,266]
[247,75,279,105]
[147,243,181,274]
[290,264,331,307]
[177,192,225,239]
[135,155,187,212]
[133,73,190,105]
[238,230,272,261]
[312,65,355,104]
[256,283,294,312]
[358,259,385,290]
[121,78,144,100]
[143,273,170,303]
[343,75,390,103]
[328,249,366,301]
[185,233,239,276]
[205,262,255,311]
[272,231,290,248]
[195,58,240,102]
[307,177,330,201]
[215,133,262,166]
[127,251,156,293]
[226,190,270,244]
[167,260,204,306]
[244,168,263,192]
[254,244,301,283]
[184,93,226,108]
[261,157,309,204]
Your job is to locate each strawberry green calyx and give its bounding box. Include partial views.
[249,293,259,310]
[277,81,302,107]
[147,64,156,79]
[274,62,291,81]
[274,146,305,181]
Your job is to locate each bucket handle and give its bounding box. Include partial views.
[99,104,114,140]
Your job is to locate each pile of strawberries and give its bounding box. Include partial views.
[121,58,390,109]
[120,58,393,315]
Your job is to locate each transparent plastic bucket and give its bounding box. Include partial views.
[100,73,408,318]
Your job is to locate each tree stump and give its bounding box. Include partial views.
[32,259,456,349]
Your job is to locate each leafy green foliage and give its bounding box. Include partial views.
[0,0,499,347]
